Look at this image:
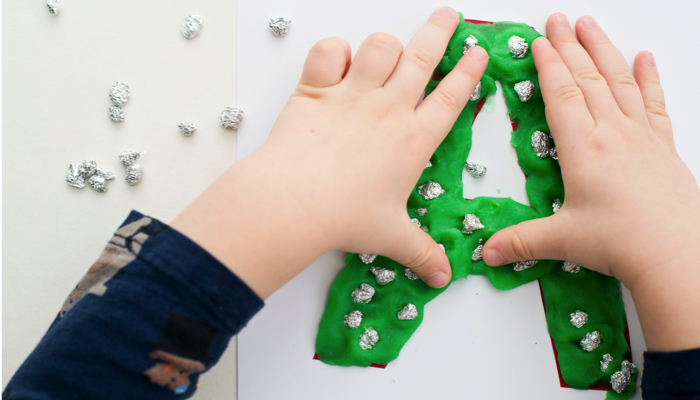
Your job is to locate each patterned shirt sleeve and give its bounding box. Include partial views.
[2,210,264,399]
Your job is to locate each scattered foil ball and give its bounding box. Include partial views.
[404,268,419,280]
[109,82,131,106]
[425,161,432,169]
[611,360,635,393]
[125,164,143,186]
[514,80,535,102]
[95,167,115,180]
[513,260,538,271]
[418,181,445,200]
[580,331,602,352]
[462,214,484,235]
[78,159,97,178]
[47,0,60,15]
[220,107,244,130]
[119,151,145,167]
[351,283,375,304]
[359,327,379,350]
[397,304,418,321]
[531,131,551,159]
[269,17,291,37]
[87,167,116,193]
[178,121,197,136]
[370,267,395,286]
[600,354,613,371]
[416,208,427,216]
[562,261,581,274]
[343,310,362,329]
[67,161,114,190]
[421,225,430,233]
[552,198,562,214]
[358,253,377,264]
[570,310,588,328]
[472,239,484,261]
[463,34,478,54]
[109,106,124,122]
[508,36,529,58]
[181,15,203,39]
[466,162,487,178]
[66,164,85,188]
[438,243,445,252]
[411,218,422,228]
[470,81,481,102]
[88,175,108,193]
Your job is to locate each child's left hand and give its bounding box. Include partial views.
[172,7,488,298]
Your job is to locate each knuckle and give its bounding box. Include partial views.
[643,74,661,86]
[403,244,433,273]
[575,67,606,84]
[510,228,536,261]
[559,32,583,46]
[645,99,669,118]
[429,89,462,114]
[553,83,584,104]
[454,60,480,83]
[610,70,638,89]
[406,47,437,73]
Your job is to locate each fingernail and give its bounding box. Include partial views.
[468,46,488,61]
[555,13,569,27]
[424,270,449,288]
[582,16,598,29]
[484,249,505,266]
[644,52,656,66]
[535,37,552,48]
[436,7,458,21]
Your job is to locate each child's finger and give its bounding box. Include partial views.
[532,37,594,148]
[415,46,488,146]
[298,37,352,88]
[574,17,647,122]
[344,32,403,90]
[633,51,675,150]
[482,215,571,269]
[546,13,620,120]
[383,7,460,104]
[383,218,452,288]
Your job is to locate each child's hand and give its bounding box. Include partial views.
[482,14,700,351]
[171,8,488,297]
[258,8,488,288]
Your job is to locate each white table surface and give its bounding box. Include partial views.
[2,1,241,398]
[3,0,700,399]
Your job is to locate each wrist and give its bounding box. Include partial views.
[628,256,700,351]
[171,155,328,299]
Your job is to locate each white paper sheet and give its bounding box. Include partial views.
[238,1,700,398]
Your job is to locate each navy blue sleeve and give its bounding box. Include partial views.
[642,347,700,399]
[3,211,264,400]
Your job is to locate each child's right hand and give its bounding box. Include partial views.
[483,14,700,351]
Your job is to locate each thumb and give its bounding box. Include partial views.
[482,217,565,267]
[384,218,452,288]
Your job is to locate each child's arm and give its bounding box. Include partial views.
[4,8,486,398]
[480,14,700,353]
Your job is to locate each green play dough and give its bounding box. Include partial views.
[316,17,636,399]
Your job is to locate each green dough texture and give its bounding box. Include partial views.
[316,17,637,399]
